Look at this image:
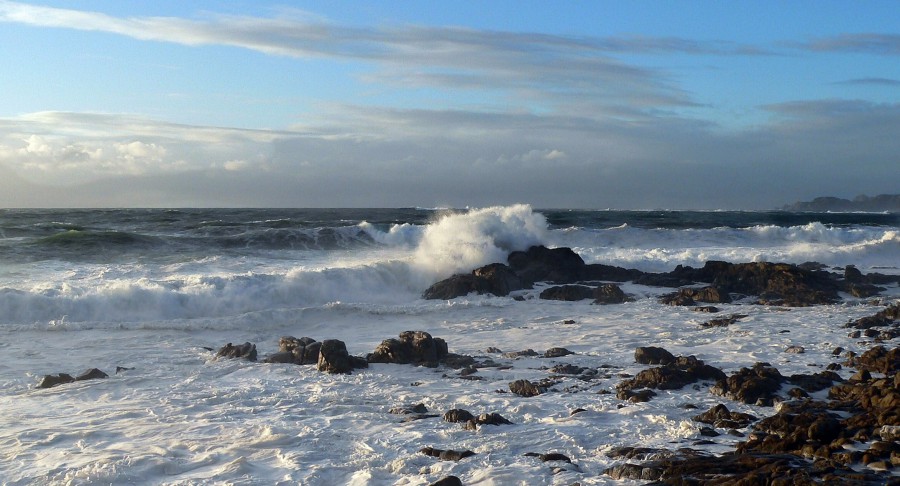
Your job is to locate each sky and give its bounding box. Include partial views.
[1,1,898,209]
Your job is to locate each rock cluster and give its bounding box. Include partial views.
[37,368,109,389]
[422,245,884,306]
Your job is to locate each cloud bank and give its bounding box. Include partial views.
[1,2,898,209]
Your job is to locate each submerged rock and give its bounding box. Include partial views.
[37,373,75,389]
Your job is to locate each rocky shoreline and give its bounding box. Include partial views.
[36,245,900,485]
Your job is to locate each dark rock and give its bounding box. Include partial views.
[503,349,539,359]
[368,331,448,367]
[617,388,656,402]
[620,355,726,392]
[785,345,806,354]
[317,339,366,374]
[74,368,108,381]
[419,447,475,461]
[592,283,631,304]
[539,284,594,301]
[390,403,428,415]
[215,342,257,361]
[422,273,495,300]
[262,351,295,364]
[661,286,731,306]
[472,262,524,296]
[634,346,675,365]
[275,336,321,365]
[693,305,720,313]
[474,412,513,426]
[692,404,757,429]
[711,362,785,405]
[845,345,900,373]
[583,263,645,282]
[37,373,74,389]
[443,409,475,423]
[701,313,748,328]
[544,347,573,358]
[550,363,588,375]
[509,379,544,397]
[507,245,586,285]
[114,366,132,374]
[524,452,572,463]
[788,371,843,392]
[427,476,462,486]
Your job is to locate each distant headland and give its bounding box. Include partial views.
[782,194,900,212]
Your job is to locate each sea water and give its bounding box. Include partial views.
[0,205,898,484]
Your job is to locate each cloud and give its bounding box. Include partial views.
[799,33,900,55]
[834,77,900,87]
[3,98,897,209]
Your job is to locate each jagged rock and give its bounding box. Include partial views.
[788,371,843,392]
[215,342,257,361]
[509,379,544,397]
[317,339,367,374]
[37,373,74,389]
[267,336,321,365]
[692,404,757,429]
[368,331,448,367]
[711,362,785,405]
[845,345,900,373]
[634,346,675,365]
[422,273,495,299]
[620,355,726,393]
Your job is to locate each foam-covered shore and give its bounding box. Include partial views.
[1,206,899,484]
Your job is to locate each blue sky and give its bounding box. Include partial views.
[1,0,898,208]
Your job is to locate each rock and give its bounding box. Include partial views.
[634,346,675,365]
[422,273,495,299]
[215,342,257,361]
[37,373,74,389]
[506,245,586,285]
[74,368,108,381]
[524,452,572,463]
[474,412,513,426]
[539,284,594,301]
[503,349,539,359]
[620,355,726,393]
[427,476,462,486]
[788,371,842,392]
[785,345,806,354]
[661,286,731,306]
[509,379,544,397]
[701,313,747,328]
[443,409,475,423]
[617,388,656,403]
[692,404,757,429]
[544,347,573,358]
[275,336,321,365]
[390,403,428,415]
[846,345,900,374]
[419,447,475,461]
[472,262,524,296]
[368,331,448,367]
[711,362,785,405]
[317,339,366,374]
[592,283,631,304]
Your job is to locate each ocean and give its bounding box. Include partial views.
[1,205,898,484]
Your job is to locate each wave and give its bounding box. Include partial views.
[0,205,550,325]
[555,222,900,273]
